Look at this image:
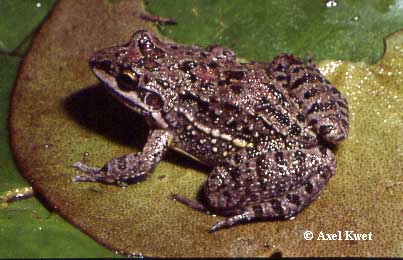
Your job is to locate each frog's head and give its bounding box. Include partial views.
[89,30,173,128]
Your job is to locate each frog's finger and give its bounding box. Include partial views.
[72,174,97,183]
[72,162,104,182]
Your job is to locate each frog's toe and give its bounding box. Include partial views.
[170,193,207,212]
[72,174,97,183]
[209,219,230,233]
[73,161,101,173]
[209,211,255,232]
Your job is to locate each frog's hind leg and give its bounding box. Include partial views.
[269,54,349,145]
[206,146,336,232]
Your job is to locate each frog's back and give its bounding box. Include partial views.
[161,43,318,166]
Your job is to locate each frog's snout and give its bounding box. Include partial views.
[89,58,112,73]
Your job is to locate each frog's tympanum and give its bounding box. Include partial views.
[73,30,349,232]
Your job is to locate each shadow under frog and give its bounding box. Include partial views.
[63,84,210,172]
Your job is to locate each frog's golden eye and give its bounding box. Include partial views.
[117,70,139,91]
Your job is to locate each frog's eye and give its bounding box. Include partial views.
[117,70,139,91]
[144,92,163,111]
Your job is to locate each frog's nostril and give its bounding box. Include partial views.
[89,58,98,67]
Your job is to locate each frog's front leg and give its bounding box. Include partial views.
[73,129,172,186]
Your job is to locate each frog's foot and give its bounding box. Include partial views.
[72,153,148,187]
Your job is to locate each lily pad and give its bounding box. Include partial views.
[8,0,403,258]
[145,0,403,63]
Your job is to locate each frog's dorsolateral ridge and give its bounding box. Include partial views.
[73,30,349,232]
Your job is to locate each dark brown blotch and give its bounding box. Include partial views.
[305,182,314,194]
[296,113,305,122]
[319,124,333,135]
[208,61,219,69]
[137,34,165,59]
[179,91,199,101]
[224,102,240,113]
[307,100,337,114]
[143,57,160,71]
[224,70,246,81]
[275,110,290,126]
[156,78,170,89]
[319,165,332,180]
[218,79,229,86]
[138,34,155,54]
[269,199,283,215]
[266,83,287,105]
[230,84,244,95]
[275,74,288,81]
[197,98,210,112]
[188,72,198,83]
[274,151,285,165]
[287,194,301,207]
[201,82,215,91]
[117,157,127,170]
[291,72,321,90]
[226,117,237,128]
[252,205,264,217]
[289,123,302,136]
[291,66,301,73]
[229,167,241,179]
[180,60,198,71]
[294,150,306,162]
[303,87,321,99]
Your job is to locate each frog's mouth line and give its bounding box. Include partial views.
[91,68,169,129]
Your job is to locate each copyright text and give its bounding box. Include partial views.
[304,230,373,241]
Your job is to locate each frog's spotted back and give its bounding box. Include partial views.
[74,29,349,231]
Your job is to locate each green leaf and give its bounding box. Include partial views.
[0,199,117,258]
[145,0,403,63]
[0,56,25,190]
[0,0,56,53]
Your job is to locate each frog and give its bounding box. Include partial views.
[73,30,349,232]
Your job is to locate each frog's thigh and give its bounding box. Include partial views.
[288,65,349,144]
[206,146,336,231]
[269,55,349,144]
